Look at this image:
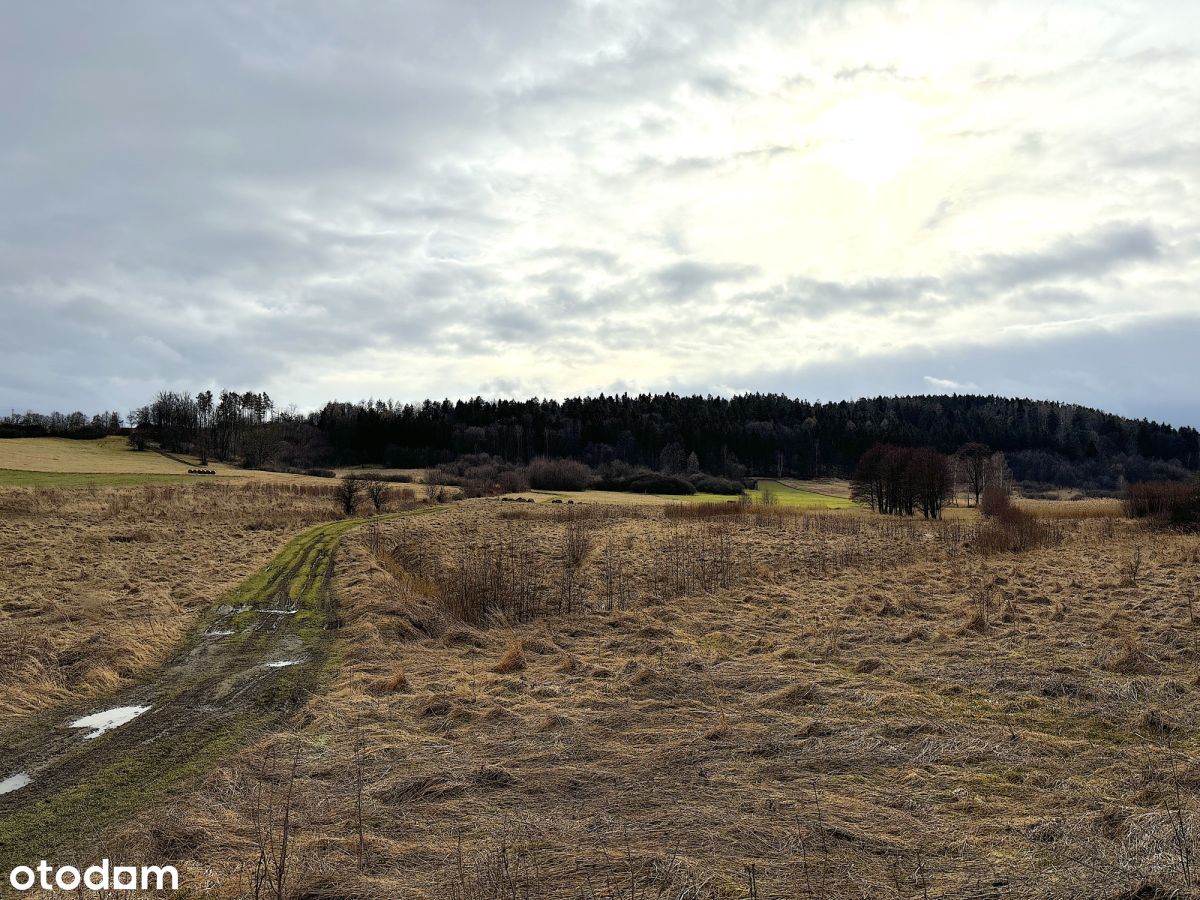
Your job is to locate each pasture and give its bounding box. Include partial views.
[0,437,331,487]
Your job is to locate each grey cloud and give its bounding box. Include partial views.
[832,63,901,82]
[733,221,1163,321]
[628,143,808,181]
[0,1,1197,425]
[655,261,759,297]
[969,223,1161,292]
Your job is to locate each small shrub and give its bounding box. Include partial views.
[526,457,593,491]
[364,479,387,512]
[980,484,1012,517]
[563,521,592,569]
[687,473,744,495]
[498,469,530,493]
[974,505,1062,554]
[336,476,362,516]
[1122,546,1143,585]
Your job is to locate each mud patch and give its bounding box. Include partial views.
[69,706,151,740]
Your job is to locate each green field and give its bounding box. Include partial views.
[0,468,198,488]
[745,479,857,509]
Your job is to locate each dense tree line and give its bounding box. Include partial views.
[5,392,1197,489]
[299,393,1198,489]
[0,409,123,439]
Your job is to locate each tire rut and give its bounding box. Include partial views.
[0,506,438,866]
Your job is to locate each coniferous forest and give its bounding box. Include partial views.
[5,392,1197,492]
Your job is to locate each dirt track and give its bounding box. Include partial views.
[0,508,435,867]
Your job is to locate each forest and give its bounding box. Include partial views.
[4,391,1197,491]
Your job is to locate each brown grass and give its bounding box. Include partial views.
[0,481,339,723]
[492,641,527,674]
[14,496,1200,897]
[1017,497,1124,519]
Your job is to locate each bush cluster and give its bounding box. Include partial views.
[974,488,1062,553]
[1124,479,1200,527]
[526,457,593,491]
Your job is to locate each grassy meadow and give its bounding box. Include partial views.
[3,435,1198,897]
[90,498,1198,898]
[0,436,335,487]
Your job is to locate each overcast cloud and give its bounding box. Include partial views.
[1,1,1197,423]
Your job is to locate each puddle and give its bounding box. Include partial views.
[0,772,31,796]
[69,705,151,740]
[265,659,305,669]
[257,609,297,615]
[206,629,235,637]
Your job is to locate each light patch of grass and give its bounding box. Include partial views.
[776,477,854,499]
[748,479,857,509]
[0,468,196,488]
[0,436,195,474]
[0,436,334,487]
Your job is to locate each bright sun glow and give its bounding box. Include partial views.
[816,95,923,185]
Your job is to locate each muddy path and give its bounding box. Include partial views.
[0,507,435,867]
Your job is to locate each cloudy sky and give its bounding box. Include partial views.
[2,1,1198,424]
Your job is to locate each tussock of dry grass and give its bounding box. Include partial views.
[491,641,527,673]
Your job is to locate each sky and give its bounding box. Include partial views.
[2,1,1198,425]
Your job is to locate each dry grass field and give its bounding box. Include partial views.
[0,437,205,475]
[0,481,345,723]
[17,495,1181,899]
[0,437,341,487]
[1,445,1193,898]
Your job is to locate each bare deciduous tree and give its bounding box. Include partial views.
[423,469,440,503]
[955,442,991,507]
[364,479,387,513]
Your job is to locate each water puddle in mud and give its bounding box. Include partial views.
[69,705,151,740]
[258,609,297,615]
[265,659,305,669]
[0,772,31,796]
[206,629,235,637]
